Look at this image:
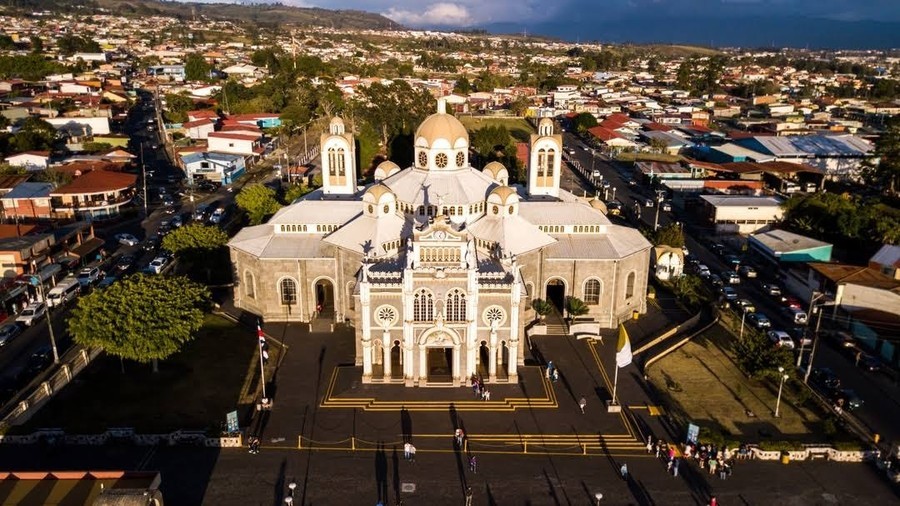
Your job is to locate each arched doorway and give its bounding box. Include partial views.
[391,340,403,379]
[498,341,509,380]
[546,278,566,313]
[478,340,490,377]
[314,279,335,317]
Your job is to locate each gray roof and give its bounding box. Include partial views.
[229,225,336,259]
[640,130,690,147]
[699,195,782,208]
[382,166,497,208]
[180,151,244,165]
[749,229,831,253]
[543,225,650,259]
[518,200,612,226]
[736,135,874,158]
[2,182,53,200]
[711,143,775,162]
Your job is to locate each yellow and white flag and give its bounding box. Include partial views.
[616,324,633,368]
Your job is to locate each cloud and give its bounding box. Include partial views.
[383,2,474,26]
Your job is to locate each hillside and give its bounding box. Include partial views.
[3,0,400,31]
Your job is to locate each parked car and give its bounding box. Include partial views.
[781,296,803,309]
[856,353,882,373]
[208,207,226,224]
[115,233,140,246]
[0,324,22,347]
[761,283,782,297]
[143,235,160,252]
[747,312,771,329]
[96,276,117,289]
[723,255,742,269]
[76,267,102,286]
[738,265,757,278]
[171,215,184,228]
[16,302,47,326]
[720,286,738,301]
[708,274,723,288]
[767,330,795,349]
[147,256,169,274]
[114,255,135,273]
[643,198,654,207]
[696,264,711,278]
[660,201,672,212]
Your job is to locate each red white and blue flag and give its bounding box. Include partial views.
[257,321,269,362]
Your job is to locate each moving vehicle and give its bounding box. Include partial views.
[115,233,139,246]
[809,367,841,393]
[606,201,621,216]
[192,205,209,221]
[833,389,864,411]
[208,207,226,224]
[738,265,757,278]
[785,307,808,324]
[722,271,740,285]
[696,264,711,278]
[761,283,782,297]
[660,201,672,212]
[16,302,47,326]
[720,286,738,301]
[115,255,135,273]
[0,324,22,347]
[171,215,183,228]
[767,330,795,349]
[733,299,756,314]
[747,312,771,329]
[46,277,80,308]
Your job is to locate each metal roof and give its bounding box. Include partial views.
[737,135,874,158]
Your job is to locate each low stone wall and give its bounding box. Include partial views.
[749,445,876,463]
[0,429,243,448]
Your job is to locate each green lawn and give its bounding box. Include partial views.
[458,116,534,143]
[19,314,269,434]
[647,323,826,441]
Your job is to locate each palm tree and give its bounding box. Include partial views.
[531,299,553,321]
[565,296,589,319]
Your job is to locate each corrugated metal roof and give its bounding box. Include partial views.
[518,201,611,226]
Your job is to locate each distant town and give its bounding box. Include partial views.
[0,4,898,506]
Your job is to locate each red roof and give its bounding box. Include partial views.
[587,126,624,142]
[220,122,261,132]
[208,132,261,141]
[226,113,280,121]
[600,118,625,129]
[183,118,215,129]
[644,122,673,132]
[51,170,136,195]
[187,110,218,120]
[606,113,632,124]
[7,151,50,158]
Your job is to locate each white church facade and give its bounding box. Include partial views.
[228,101,651,387]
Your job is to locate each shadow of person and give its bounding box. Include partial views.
[449,403,459,435]
[375,442,388,503]
[401,407,412,444]
[391,445,401,502]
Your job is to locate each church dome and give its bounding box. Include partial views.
[415,99,469,150]
[483,161,507,179]
[489,185,519,204]
[364,182,395,203]
[374,160,401,181]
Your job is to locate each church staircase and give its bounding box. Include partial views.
[543,308,569,335]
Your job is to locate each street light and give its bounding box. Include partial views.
[288,482,297,496]
[594,492,604,505]
[739,310,746,339]
[29,276,59,364]
[798,291,826,368]
[774,366,789,418]
[284,497,293,505]
[611,187,616,201]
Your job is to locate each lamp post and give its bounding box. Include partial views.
[594,492,604,505]
[798,291,825,368]
[611,186,616,201]
[29,276,59,364]
[739,310,746,339]
[774,366,788,418]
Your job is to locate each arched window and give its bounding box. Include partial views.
[413,289,434,322]
[625,272,636,299]
[279,278,297,305]
[584,279,601,305]
[245,271,255,299]
[336,147,346,176]
[537,148,547,177]
[327,148,338,176]
[545,149,555,177]
[446,288,466,322]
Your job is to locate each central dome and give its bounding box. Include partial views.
[415,99,469,150]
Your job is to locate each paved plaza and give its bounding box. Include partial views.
[1,314,897,504]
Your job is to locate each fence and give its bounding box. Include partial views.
[0,346,101,429]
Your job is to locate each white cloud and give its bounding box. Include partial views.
[383,2,474,26]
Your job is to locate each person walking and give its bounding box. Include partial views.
[673,457,680,477]
[469,455,477,474]
[578,396,587,414]
[484,389,491,401]
[455,429,462,448]
[465,487,473,506]
[409,444,416,463]
[619,462,628,480]
[709,496,718,506]
[404,442,411,461]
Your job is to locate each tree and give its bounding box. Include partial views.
[68,274,209,372]
[733,329,794,379]
[162,224,229,283]
[57,35,100,56]
[164,93,196,123]
[283,183,315,204]
[29,35,43,54]
[565,297,589,318]
[865,118,900,195]
[531,299,553,320]
[651,223,685,248]
[184,53,212,82]
[236,184,282,225]
[454,76,472,94]
[572,112,598,133]
[676,59,694,91]
[649,137,669,154]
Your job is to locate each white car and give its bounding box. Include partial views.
[147,256,169,274]
[116,233,140,246]
[208,207,225,224]
[16,302,47,326]
[767,330,795,349]
[76,267,102,286]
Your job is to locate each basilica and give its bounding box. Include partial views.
[228,100,651,387]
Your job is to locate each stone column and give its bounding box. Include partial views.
[382,330,392,379]
[418,346,428,385]
[453,344,461,385]
[488,329,498,382]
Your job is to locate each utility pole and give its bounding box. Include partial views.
[803,307,825,384]
[31,277,59,364]
[140,144,148,218]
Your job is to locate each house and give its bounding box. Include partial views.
[226,113,282,129]
[0,175,30,198]
[639,131,690,155]
[0,182,54,220]
[699,195,784,235]
[182,118,216,140]
[207,132,264,157]
[187,110,220,123]
[869,244,900,280]
[180,151,246,184]
[50,170,137,221]
[587,126,637,153]
[45,116,111,136]
[706,143,776,164]
[0,233,55,278]
[5,151,50,171]
[748,229,833,266]
[733,135,875,180]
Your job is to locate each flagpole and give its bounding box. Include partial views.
[611,364,619,405]
[257,321,267,400]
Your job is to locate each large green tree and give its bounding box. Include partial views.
[236,184,282,225]
[184,53,213,82]
[572,112,598,133]
[68,275,210,372]
[865,118,900,195]
[162,224,229,283]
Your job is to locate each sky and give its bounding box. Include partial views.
[210,0,900,26]
[184,0,900,47]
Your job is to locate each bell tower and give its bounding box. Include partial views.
[528,118,562,198]
[320,117,357,196]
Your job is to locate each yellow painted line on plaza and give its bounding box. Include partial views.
[252,446,654,458]
[586,341,639,441]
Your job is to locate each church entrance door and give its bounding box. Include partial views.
[314,279,335,317]
[426,347,453,383]
[546,279,566,313]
